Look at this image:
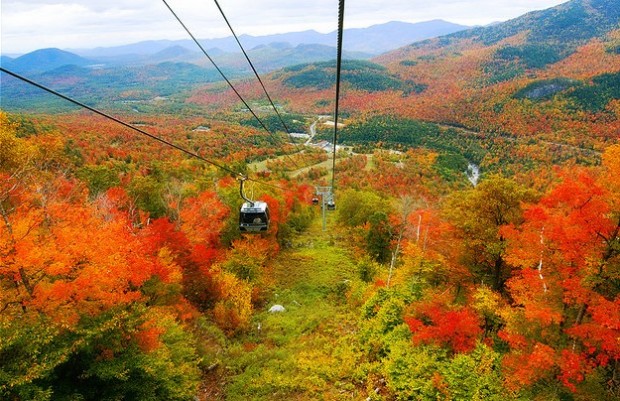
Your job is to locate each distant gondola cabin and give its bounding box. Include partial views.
[239,201,270,232]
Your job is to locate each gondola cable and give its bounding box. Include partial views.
[330,0,346,200]
[212,0,292,135]
[161,0,302,171]
[211,0,309,165]
[314,0,344,226]
[0,67,285,192]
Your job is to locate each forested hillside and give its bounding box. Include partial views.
[1,0,619,399]
[0,110,318,399]
[2,107,619,399]
[186,0,618,179]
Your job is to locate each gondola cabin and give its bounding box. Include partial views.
[239,201,270,232]
[327,200,336,210]
[312,196,319,205]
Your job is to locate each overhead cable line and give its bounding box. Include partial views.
[0,67,284,191]
[161,0,302,170]
[161,0,276,142]
[211,0,308,166]
[331,0,345,191]
[162,0,294,152]
[212,0,292,135]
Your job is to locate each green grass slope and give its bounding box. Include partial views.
[216,214,365,400]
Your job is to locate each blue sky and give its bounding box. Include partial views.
[1,0,569,54]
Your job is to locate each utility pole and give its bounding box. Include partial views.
[315,186,332,231]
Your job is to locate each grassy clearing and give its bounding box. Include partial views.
[218,214,366,400]
[288,158,333,178]
[363,154,375,171]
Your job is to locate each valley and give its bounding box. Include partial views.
[1,0,619,400]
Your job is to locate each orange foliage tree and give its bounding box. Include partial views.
[500,145,620,394]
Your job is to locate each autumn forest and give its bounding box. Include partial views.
[1,0,620,400]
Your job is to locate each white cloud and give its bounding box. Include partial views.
[1,0,569,54]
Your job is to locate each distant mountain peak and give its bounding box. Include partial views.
[5,48,93,74]
[342,20,471,53]
[153,45,196,58]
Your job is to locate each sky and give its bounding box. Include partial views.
[1,0,570,55]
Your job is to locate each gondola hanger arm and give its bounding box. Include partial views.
[238,175,254,205]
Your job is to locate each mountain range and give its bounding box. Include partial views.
[225,0,617,155]
[1,20,470,75]
[66,20,470,58]
[0,19,470,110]
[2,0,618,131]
